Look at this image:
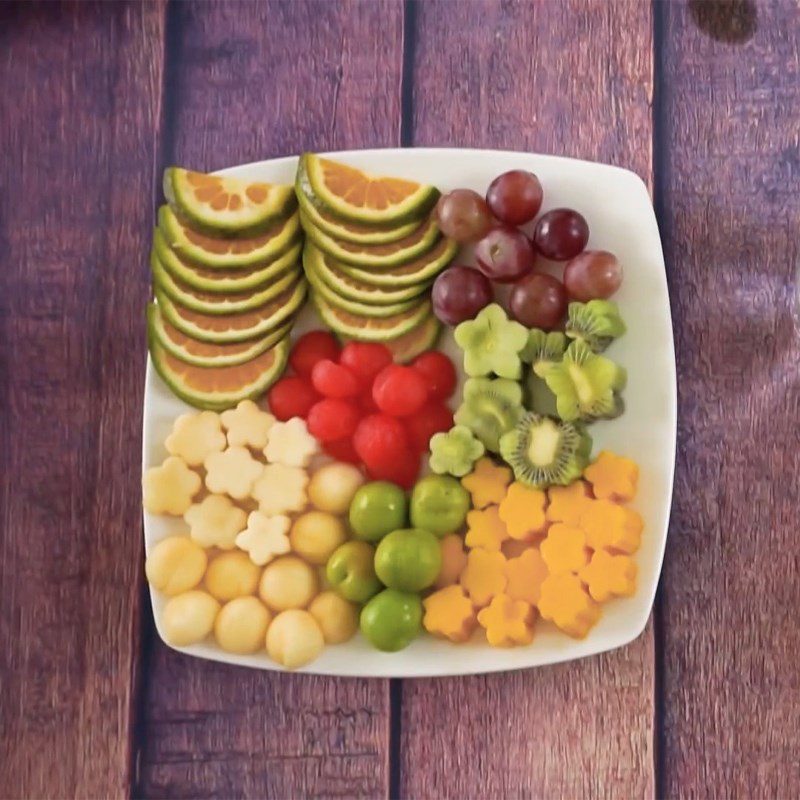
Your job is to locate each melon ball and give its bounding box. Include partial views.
[205,551,261,601]
[266,609,325,669]
[214,596,272,654]
[161,590,220,647]
[145,536,208,596]
[308,590,359,644]
[259,555,318,611]
[308,462,365,514]
[290,511,348,565]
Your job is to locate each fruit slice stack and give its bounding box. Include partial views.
[147,167,307,410]
[295,153,458,362]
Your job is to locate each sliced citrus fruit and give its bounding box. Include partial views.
[382,314,442,363]
[311,291,431,342]
[158,205,301,269]
[147,304,293,368]
[163,167,296,236]
[149,334,290,411]
[156,278,307,344]
[297,153,439,225]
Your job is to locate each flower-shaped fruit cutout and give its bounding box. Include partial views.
[423,585,477,643]
[498,482,547,541]
[165,411,226,467]
[540,523,589,575]
[505,548,549,606]
[204,446,264,500]
[538,573,600,639]
[235,511,291,566]
[461,457,512,509]
[142,456,202,516]
[477,593,536,646]
[546,480,593,526]
[429,425,485,478]
[565,299,626,353]
[454,303,528,379]
[459,548,507,607]
[251,463,309,515]
[464,506,508,552]
[434,534,468,589]
[579,500,643,554]
[264,417,320,467]
[583,450,639,502]
[578,550,637,602]
[184,494,247,550]
[221,399,275,450]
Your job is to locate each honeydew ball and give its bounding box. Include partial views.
[161,590,220,646]
[308,462,366,514]
[205,551,261,601]
[145,536,208,596]
[308,590,359,644]
[214,596,272,654]
[259,556,318,611]
[266,609,325,669]
[289,511,348,565]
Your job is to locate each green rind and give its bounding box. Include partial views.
[154,229,302,293]
[164,167,297,236]
[298,153,440,226]
[156,278,307,344]
[158,205,302,269]
[149,335,290,412]
[311,291,431,342]
[383,314,442,363]
[147,303,293,367]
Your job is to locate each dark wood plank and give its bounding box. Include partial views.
[0,2,166,798]
[400,2,656,797]
[136,2,404,797]
[658,2,800,796]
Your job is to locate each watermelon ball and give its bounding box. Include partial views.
[323,437,361,465]
[404,402,454,453]
[411,351,457,402]
[339,341,393,386]
[307,398,362,442]
[354,414,412,472]
[289,331,340,378]
[311,359,360,399]
[366,449,421,490]
[372,365,429,417]
[267,376,320,421]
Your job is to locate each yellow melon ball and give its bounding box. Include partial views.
[308,590,359,644]
[161,590,219,646]
[289,511,348,565]
[205,551,261,601]
[266,609,325,669]
[145,536,208,596]
[259,555,318,611]
[308,462,365,514]
[214,596,272,654]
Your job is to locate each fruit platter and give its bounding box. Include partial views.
[142,148,676,676]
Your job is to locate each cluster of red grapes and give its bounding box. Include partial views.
[432,170,623,329]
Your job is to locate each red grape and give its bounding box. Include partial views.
[509,273,568,329]
[435,189,493,242]
[486,170,543,225]
[475,226,536,283]
[432,265,493,325]
[563,250,623,300]
[533,208,589,261]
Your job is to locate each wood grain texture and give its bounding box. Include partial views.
[0,2,166,799]
[135,2,404,798]
[658,2,800,797]
[401,2,656,798]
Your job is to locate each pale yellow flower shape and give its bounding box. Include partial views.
[251,463,309,515]
[220,400,275,450]
[143,456,202,516]
[236,511,291,566]
[264,417,319,467]
[204,446,264,500]
[165,411,226,467]
[184,494,247,550]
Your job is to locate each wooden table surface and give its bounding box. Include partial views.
[1,1,798,798]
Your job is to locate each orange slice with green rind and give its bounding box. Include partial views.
[383,314,442,363]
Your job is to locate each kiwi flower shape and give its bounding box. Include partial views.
[565,300,626,353]
[454,303,529,379]
[429,425,486,478]
[521,329,567,372]
[454,377,524,453]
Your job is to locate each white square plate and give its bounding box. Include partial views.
[143,148,676,677]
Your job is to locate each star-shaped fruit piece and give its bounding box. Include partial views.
[235,511,291,566]
[579,500,643,554]
[251,463,309,515]
[264,417,320,467]
[221,399,275,450]
[459,548,507,607]
[184,494,247,550]
[477,593,536,646]
[454,303,528,379]
[165,411,226,467]
[429,425,485,478]
[461,457,512,509]
[578,550,637,602]
[505,548,549,606]
[498,482,547,541]
[583,450,639,502]
[546,481,593,526]
[434,534,468,589]
[538,573,600,638]
[142,456,202,516]
[423,585,477,642]
[204,446,264,500]
[540,523,589,575]
[464,506,508,552]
